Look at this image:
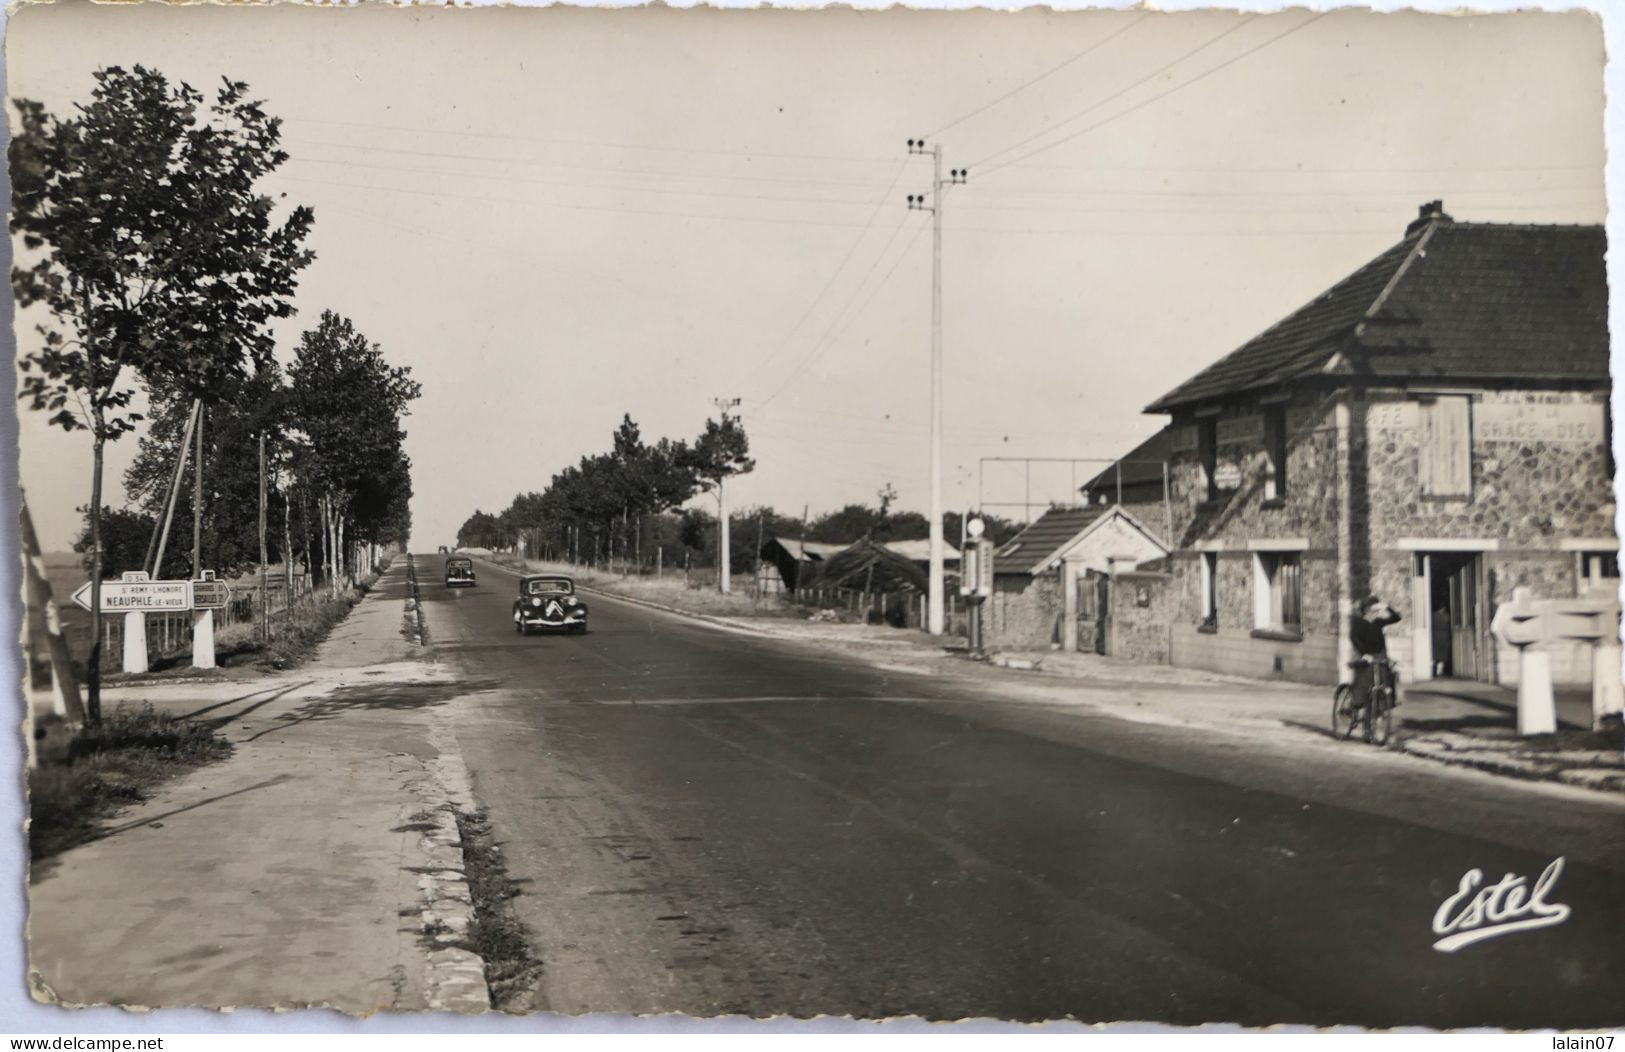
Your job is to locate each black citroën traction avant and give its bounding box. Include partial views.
[513,574,589,635]
[444,556,476,588]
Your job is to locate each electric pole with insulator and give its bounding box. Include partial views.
[907,138,966,636]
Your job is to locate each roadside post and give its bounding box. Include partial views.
[1490,588,1624,734]
[1547,595,1624,730]
[1490,587,1555,735]
[72,571,192,676]
[191,571,232,670]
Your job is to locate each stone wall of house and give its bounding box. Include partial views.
[986,571,1061,650]
[1165,393,1343,552]
[1167,551,1341,683]
[1360,388,1612,550]
[1156,386,1615,685]
[1106,571,1173,664]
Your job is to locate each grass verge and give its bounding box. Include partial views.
[29,705,233,861]
[453,808,542,1011]
[135,573,382,675]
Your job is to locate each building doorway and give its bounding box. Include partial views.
[1415,551,1488,681]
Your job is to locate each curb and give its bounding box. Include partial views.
[1395,736,1625,794]
[404,555,427,647]
[411,717,491,1013]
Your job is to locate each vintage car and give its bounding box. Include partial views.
[444,556,476,588]
[513,574,589,635]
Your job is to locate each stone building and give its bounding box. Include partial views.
[1139,202,1613,686]
[986,505,1167,652]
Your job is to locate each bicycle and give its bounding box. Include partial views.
[1332,658,1397,746]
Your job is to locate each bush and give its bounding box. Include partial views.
[30,706,232,860]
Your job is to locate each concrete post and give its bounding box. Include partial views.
[1516,648,1557,735]
[1061,564,1079,653]
[193,609,216,670]
[122,611,149,674]
[1592,641,1623,730]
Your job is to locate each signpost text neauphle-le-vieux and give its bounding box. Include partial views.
[72,570,233,674]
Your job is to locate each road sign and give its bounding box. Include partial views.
[191,579,232,610]
[71,577,191,614]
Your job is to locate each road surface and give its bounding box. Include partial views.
[418,555,1625,1026]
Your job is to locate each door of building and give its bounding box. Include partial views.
[1095,574,1110,656]
[1421,551,1487,681]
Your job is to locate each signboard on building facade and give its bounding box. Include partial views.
[1212,461,1243,490]
[1476,400,1604,444]
[1217,415,1264,445]
[1169,426,1199,454]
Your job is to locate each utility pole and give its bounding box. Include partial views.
[258,431,269,642]
[192,405,205,576]
[712,396,741,594]
[907,138,966,636]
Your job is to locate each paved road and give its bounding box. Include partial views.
[418,556,1625,1026]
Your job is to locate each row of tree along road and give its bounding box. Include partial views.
[456,415,1025,592]
[12,66,418,723]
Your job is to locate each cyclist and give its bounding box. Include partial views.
[1348,595,1402,709]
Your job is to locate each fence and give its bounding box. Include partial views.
[787,586,972,635]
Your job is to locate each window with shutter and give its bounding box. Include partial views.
[1418,396,1472,499]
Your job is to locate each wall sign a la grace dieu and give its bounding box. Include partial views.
[1476,401,1603,444]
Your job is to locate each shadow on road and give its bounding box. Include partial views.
[239,679,499,743]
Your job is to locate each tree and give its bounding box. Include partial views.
[287,311,419,596]
[10,66,314,721]
[73,507,166,580]
[125,365,292,577]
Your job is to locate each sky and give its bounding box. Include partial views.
[6,2,1607,551]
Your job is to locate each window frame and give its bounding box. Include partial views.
[1263,404,1288,501]
[1252,550,1303,638]
[1199,551,1219,630]
[1198,418,1219,501]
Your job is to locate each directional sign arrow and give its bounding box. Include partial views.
[70,578,192,614]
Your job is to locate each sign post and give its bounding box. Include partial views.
[1490,587,1556,735]
[73,571,192,676]
[191,570,231,670]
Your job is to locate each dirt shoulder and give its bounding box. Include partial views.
[27,557,491,1014]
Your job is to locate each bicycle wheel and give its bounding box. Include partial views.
[1368,689,1394,746]
[1332,684,1358,739]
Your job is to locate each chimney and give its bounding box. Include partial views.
[1405,199,1453,236]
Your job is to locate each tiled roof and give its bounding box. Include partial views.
[993,506,1108,574]
[1082,427,1171,495]
[1146,208,1608,413]
[883,539,960,563]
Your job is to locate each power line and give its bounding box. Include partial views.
[283,115,896,166]
[927,13,1152,138]
[969,16,1259,173]
[276,174,911,231]
[741,161,912,390]
[284,137,894,191]
[756,218,929,410]
[979,12,1334,178]
[285,154,886,209]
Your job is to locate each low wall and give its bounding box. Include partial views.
[1171,623,1339,684]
